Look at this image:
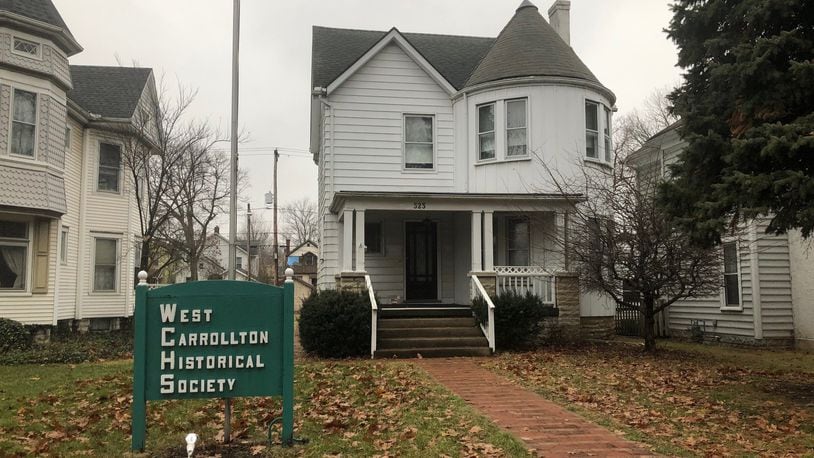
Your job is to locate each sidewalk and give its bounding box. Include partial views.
[418,358,656,457]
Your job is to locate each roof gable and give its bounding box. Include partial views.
[465,2,600,88]
[0,0,81,55]
[68,66,153,119]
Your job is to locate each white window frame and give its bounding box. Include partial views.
[92,236,120,293]
[584,99,601,161]
[236,256,243,270]
[60,227,69,265]
[364,221,384,256]
[720,240,743,311]
[505,98,529,158]
[8,87,38,159]
[603,105,612,163]
[402,114,435,171]
[12,37,42,59]
[97,141,123,193]
[477,102,496,162]
[0,219,31,292]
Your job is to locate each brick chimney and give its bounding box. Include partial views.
[548,0,570,45]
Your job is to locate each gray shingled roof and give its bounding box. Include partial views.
[0,0,73,37]
[465,2,600,88]
[311,26,494,91]
[68,65,152,119]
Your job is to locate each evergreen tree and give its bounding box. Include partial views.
[661,0,814,245]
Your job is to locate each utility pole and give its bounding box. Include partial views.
[246,203,252,281]
[273,148,279,284]
[225,0,240,445]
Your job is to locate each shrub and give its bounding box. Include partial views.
[0,318,32,353]
[472,291,558,350]
[299,289,372,358]
[0,329,132,365]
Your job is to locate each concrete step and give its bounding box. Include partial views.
[378,326,484,339]
[375,346,492,358]
[378,336,488,349]
[378,306,472,318]
[377,316,477,329]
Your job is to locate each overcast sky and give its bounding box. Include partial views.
[53,0,681,228]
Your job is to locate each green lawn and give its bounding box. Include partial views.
[480,340,814,457]
[0,358,528,457]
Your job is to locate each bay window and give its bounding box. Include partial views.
[585,100,599,159]
[404,115,434,169]
[478,103,495,160]
[11,89,37,157]
[604,106,612,162]
[0,221,28,290]
[506,98,528,157]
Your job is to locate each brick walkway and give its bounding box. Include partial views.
[418,358,655,457]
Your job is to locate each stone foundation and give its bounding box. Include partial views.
[580,316,614,340]
[335,272,366,293]
[471,272,497,296]
[554,273,581,340]
[671,328,795,348]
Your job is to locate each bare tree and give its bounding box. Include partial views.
[613,86,679,157]
[283,197,319,245]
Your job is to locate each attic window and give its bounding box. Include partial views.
[13,38,40,58]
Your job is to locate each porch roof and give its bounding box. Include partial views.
[330,191,583,214]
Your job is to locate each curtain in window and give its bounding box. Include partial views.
[11,90,36,157]
[478,104,495,160]
[405,116,433,168]
[0,246,26,289]
[507,99,527,156]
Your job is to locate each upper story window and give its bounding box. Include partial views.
[60,228,69,265]
[722,241,741,309]
[604,106,612,162]
[506,99,528,157]
[98,143,122,192]
[0,220,29,290]
[478,103,495,160]
[93,237,118,292]
[11,89,37,157]
[12,38,40,58]
[585,100,599,160]
[404,115,434,169]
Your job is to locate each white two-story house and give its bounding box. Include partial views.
[0,0,156,331]
[310,0,616,354]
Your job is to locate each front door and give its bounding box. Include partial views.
[405,221,437,301]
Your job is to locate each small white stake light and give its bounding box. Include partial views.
[185,433,198,457]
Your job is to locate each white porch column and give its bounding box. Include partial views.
[342,209,353,272]
[471,211,482,272]
[355,209,366,272]
[483,211,494,271]
[555,211,569,271]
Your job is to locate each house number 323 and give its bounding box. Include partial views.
[413,202,426,209]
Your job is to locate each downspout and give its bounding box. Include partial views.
[319,95,335,196]
[75,131,90,320]
[749,222,763,340]
[463,91,470,192]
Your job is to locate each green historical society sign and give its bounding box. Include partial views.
[132,277,295,452]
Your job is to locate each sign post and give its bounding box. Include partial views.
[132,269,296,452]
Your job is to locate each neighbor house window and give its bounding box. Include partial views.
[65,126,71,149]
[506,217,530,266]
[604,106,612,162]
[506,98,528,156]
[13,38,40,57]
[60,228,69,265]
[404,115,434,169]
[11,89,37,157]
[236,256,243,269]
[98,143,121,192]
[0,220,28,290]
[722,242,741,308]
[478,103,495,160]
[585,100,599,159]
[94,238,118,291]
[364,222,382,254]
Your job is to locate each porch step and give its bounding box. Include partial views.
[378,316,477,329]
[379,326,484,339]
[374,346,492,358]
[378,306,472,319]
[378,336,488,349]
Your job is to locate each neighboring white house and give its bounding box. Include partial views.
[172,229,259,283]
[0,0,155,330]
[630,121,811,348]
[309,0,617,349]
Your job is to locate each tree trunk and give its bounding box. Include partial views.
[189,255,199,281]
[641,296,657,352]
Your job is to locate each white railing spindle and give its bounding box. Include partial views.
[365,275,378,359]
[494,266,556,306]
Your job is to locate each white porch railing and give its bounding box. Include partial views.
[365,274,378,359]
[495,266,556,306]
[471,274,495,352]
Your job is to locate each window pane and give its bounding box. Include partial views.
[508,219,529,250]
[604,107,611,136]
[585,101,598,131]
[98,169,120,191]
[507,128,527,156]
[0,221,27,239]
[405,144,433,168]
[60,230,68,262]
[13,38,39,56]
[405,117,432,143]
[364,222,382,253]
[479,132,495,160]
[478,104,494,133]
[0,245,27,289]
[507,100,526,128]
[95,239,117,265]
[586,132,598,158]
[13,90,36,124]
[100,143,121,166]
[724,274,740,305]
[11,123,35,157]
[508,250,529,266]
[94,266,116,291]
[723,242,738,273]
